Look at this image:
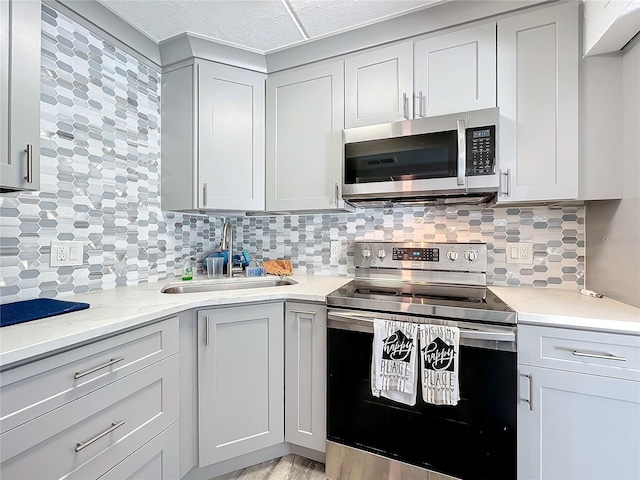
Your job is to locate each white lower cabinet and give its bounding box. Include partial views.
[197,303,284,467]
[0,317,180,480]
[285,302,327,452]
[518,325,640,480]
[99,423,180,480]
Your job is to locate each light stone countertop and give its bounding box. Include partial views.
[2,276,640,369]
[0,274,353,368]
[489,286,640,335]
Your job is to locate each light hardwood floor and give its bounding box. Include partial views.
[210,454,326,480]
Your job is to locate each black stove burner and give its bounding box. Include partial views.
[353,288,400,296]
[411,292,484,303]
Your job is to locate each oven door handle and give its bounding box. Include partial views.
[327,311,515,343]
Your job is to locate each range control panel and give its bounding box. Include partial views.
[355,242,488,273]
[466,125,496,176]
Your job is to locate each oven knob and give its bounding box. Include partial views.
[446,250,459,261]
[361,247,372,259]
[465,250,478,262]
[377,249,387,260]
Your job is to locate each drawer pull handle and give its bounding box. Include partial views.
[289,309,317,317]
[572,350,626,362]
[75,420,125,452]
[74,357,125,379]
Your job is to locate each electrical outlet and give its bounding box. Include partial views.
[330,241,341,259]
[506,242,533,265]
[51,241,83,267]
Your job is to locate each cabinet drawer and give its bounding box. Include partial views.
[99,422,179,480]
[0,317,178,433]
[0,354,179,480]
[518,324,640,381]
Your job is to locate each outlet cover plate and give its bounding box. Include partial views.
[51,241,83,267]
[506,242,533,265]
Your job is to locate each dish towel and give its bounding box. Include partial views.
[371,319,418,406]
[419,324,460,406]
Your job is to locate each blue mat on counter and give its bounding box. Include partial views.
[0,298,90,327]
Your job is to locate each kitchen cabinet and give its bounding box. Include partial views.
[496,2,579,203]
[583,0,640,56]
[0,0,40,193]
[266,61,351,212]
[197,303,284,467]
[517,324,640,480]
[414,22,496,118]
[161,60,265,212]
[344,42,413,127]
[0,317,180,480]
[99,423,179,480]
[284,302,327,453]
[344,23,496,128]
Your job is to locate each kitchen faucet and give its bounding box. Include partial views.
[221,221,233,278]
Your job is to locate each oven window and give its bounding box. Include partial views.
[344,130,458,184]
[327,326,516,480]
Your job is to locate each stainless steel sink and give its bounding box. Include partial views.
[160,276,298,294]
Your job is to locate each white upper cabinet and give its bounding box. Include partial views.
[161,60,265,212]
[344,43,413,128]
[0,0,41,193]
[414,23,497,118]
[344,24,497,128]
[266,60,350,212]
[496,2,579,204]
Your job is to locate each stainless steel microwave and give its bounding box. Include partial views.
[342,107,500,206]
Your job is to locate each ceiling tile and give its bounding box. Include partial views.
[289,0,440,38]
[98,0,305,52]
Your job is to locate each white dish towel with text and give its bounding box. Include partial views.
[371,319,418,406]
[419,324,460,406]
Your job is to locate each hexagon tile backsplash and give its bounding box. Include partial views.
[0,4,585,304]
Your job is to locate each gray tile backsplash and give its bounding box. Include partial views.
[0,5,585,304]
[230,205,584,287]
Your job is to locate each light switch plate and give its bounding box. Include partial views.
[51,241,83,267]
[330,241,345,259]
[506,242,533,265]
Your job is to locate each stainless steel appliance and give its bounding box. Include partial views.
[325,241,516,480]
[342,108,500,207]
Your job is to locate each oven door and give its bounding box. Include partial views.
[326,309,517,480]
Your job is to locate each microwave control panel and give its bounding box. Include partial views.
[466,126,496,176]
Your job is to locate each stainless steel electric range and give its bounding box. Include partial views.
[325,242,517,480]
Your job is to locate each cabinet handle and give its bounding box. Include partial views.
[415,91,424,118]
[205,316,210,346]
[23,144,33,183]
[289,309,317,317]
[500,169,511,197]
[402,93,408,119]
[520,373,533,411]
[75,420,125,452]
[202,183,208,206]
[572,350,626,362]
[456,119,466,186]
[74,357,125,379]
[334,183,339,207]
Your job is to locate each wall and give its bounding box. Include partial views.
[231,204,585,288]
[586,35,640,308]
[0,5,219,304]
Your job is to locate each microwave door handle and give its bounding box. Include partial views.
[456,119,466,186]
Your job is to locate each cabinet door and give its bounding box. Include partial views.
[497,3,579,203]
[198,61,265,211]
[518,365,640,480]
[285,303,327,452]
[344,42,413,127]
[414,23,496,118]
[0,0,40,193]
[266,61,346,211]
[198,303,284,467]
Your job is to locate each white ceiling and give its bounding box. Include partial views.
[97,0,443,53]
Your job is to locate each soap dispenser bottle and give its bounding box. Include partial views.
[182,255,193,281]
